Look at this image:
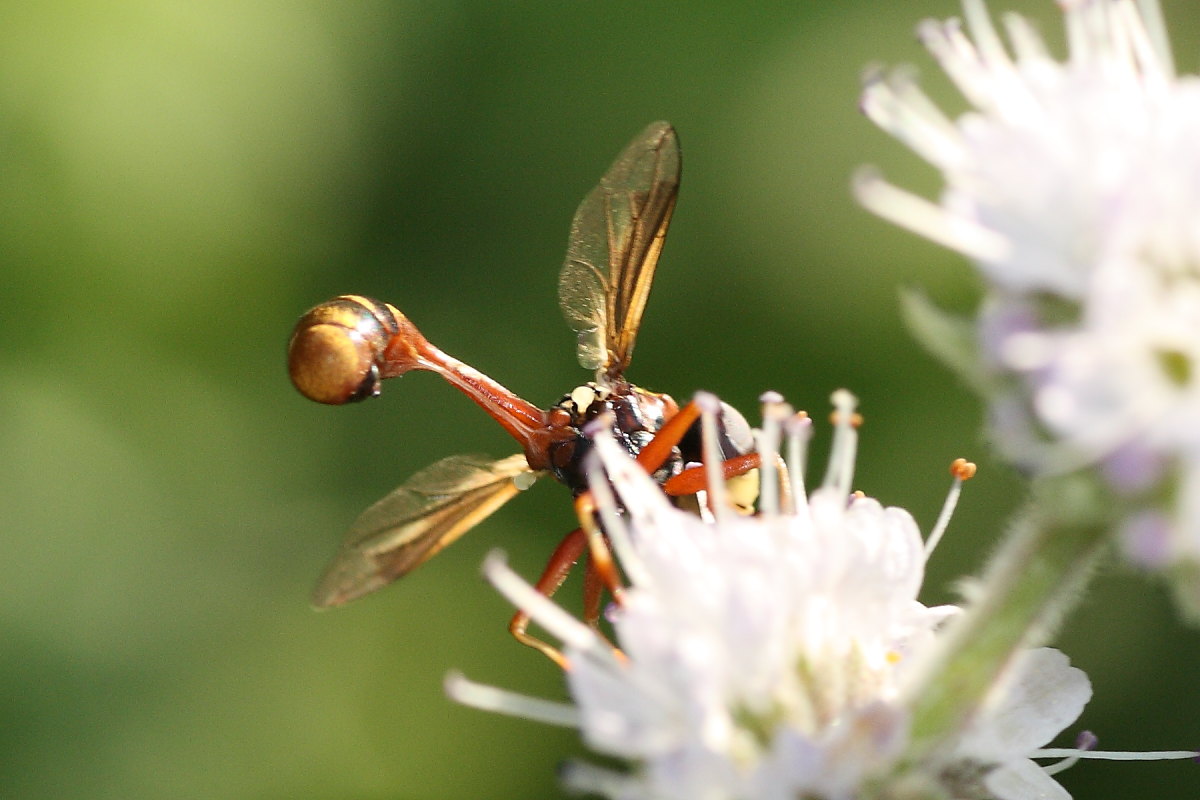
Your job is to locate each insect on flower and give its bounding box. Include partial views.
[287,122,761,660]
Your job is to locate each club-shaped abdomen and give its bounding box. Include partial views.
[288,295,406,405]
[288,293,553,462]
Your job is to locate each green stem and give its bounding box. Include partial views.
[905,473,1112,753]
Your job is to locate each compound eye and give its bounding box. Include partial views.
[288,322,380,405]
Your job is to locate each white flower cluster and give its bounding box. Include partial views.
[858,0,1200,576]
[450,393,1097,800]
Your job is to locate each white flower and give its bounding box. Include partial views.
[857,0,1200,577]
[448,392,1103,800]
[952,648,1092,800]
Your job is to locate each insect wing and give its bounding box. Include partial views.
[558,121,680,379]
[312,453,536,607]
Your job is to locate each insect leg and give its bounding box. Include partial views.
[509,403,701,665]
[513,400,760,666]
[661,452,763,496]
[581,555,605,629]
[632,398,701,473]
[508,526,588,669]
[574,399,707,604]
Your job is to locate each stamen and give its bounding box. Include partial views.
[1035,725,1197,771]
[925,458,976,558]
[860,67,964,169]
[1039,730,1097,776]
[786,411,812,513]
[1063,0,1088,68]
[1034,749,1200,761]
[1134,0,1175,77]
[951,458,978,481]
[1001,12,1051,63]
[582,454,637,588]
[444,671,581,728]
[585,441,651,589]
[853,168,1011,263]
[757,391,791,517]
[1117,0,1171,85]
[824,389,861,496]
[962,0,1012,75]
[1106,1,1138,73]
[922,16,999,111]
[576,417,635,600]
[481,550,599,653]
[916,18,971,92]
[695,391,732,522]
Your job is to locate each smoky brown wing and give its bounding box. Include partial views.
[311,453,536,607]
[558,121,680,378]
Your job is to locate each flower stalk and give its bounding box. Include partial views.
[903,474,1111,756]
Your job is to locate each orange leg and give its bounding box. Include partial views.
[508,524,619,669]
[511,400,759,665]
[509,526,588,669]
[572,400,712,607]
[633,399,701,473]
[582,554,606,627]
[661,452,762,497]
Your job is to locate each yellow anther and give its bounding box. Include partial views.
[829,410,864,428]
[950,458,977,480]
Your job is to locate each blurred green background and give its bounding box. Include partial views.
[3,1,1198,798]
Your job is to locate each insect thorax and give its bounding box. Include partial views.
[544,381,678,494]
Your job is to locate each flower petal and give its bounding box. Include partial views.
[958,648,1092,760]
[985,757,1073,800]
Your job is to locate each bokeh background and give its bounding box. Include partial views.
[3,1,1198,798]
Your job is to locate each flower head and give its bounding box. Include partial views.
[449,392,1105,800]
[857,0,1200,593]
